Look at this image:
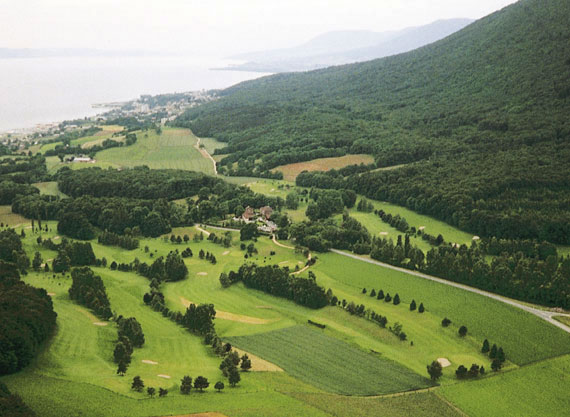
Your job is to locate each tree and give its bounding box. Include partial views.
[131,376,144,392]
[455,365,468,379]
[490,344,498,359]
[219,272,231,288]
[427,360,443,381]
[32,252,42,271]
[418,303,425,313]
[377,290,384,300]
[180,376,193,394]
[491,359,502,372]
[370,289,376,297]
[215,381,225,392]
[228,366,241,387]
[194,376,209,392]
[52,251,71,273]
[384,293,392,302]
[481,339,490,353]
[159,388,168,397]
[240,354,252,372]
[362,288,367,294]
[409,299,417,311]
[458,326,468,337]
[117,317,145,348]
[393,293,400,305]
[240,223,258,241]
[117,360,128,376]
[441,318,452,327]
[497,347,506,363]
[286,192,299,210]
[147,387,156,397]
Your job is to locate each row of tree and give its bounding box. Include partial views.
[68,267,113,320]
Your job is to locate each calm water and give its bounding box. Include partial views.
[0,56,266,132]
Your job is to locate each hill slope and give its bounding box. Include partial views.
[176,0,570,243]
[227,19,473,72]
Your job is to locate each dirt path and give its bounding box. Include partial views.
[331,249,570,334]
[194,225,211,236]
[271,235,313,275]
[194,136,218,175]
[272,234,295,250]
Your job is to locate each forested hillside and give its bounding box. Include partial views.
[175,0,570,243]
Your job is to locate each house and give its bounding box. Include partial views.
[259,206,273,220]
[242,206,255,221]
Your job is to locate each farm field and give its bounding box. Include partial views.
[440,354,570,417]
[271,154,375,182]
[226,326,433,395]
[39,125,124,153]
[32,180,68,197]
[199,137,227,155]
[0,205,28,226]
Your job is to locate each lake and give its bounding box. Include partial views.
[0,55,266,132]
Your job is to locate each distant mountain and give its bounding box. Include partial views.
[176,0,570,244]
[225,19,473,72]
[0,48,164,59]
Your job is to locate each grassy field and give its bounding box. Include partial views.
[553,315,570,327]
[32,181,68,197]
[311,253,570,367]
[199,137,227,155]
[440,354,570,417]
[39,125,124,153]
[0,205,29,226]
[289,391,462,417]
[95,128,215,173]
[3,214,570,416]
[272,154,375,182]
[227,326,433,395]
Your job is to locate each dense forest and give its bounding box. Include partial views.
[174,0,570,243]
[0,259,57,376]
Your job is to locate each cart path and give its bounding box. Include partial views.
[331,249,570,334]
[194,136,218,175]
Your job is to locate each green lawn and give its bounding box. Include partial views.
[289,391,463,417]
[227,326,434,395]
[440,354,570,417]
[32,181,68,197]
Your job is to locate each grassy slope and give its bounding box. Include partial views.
[96,128,214,173]
[440,354,570,417]
[32,181,68,197]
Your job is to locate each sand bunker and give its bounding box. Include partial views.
[197,272,208,276]
[278,261,289,265]
[180,297,272,324]
[379,232,389,236]
[473,236,480,240]
[142,360,158,365]
[93,322,108,327]
[157,374,171,379]
[231,347,283,372]
[47,292,56,296]
[418,226,426,231]
[437,358,451,368]
[222,251,230,255]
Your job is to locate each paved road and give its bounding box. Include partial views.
[331,249,570,334]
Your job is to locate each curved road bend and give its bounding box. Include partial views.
[331,249,570,334]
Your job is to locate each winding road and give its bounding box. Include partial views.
[331,249,570,334]
[194,136,218,175]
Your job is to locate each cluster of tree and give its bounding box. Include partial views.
[181,248,193,258]
[0,262,57,375]
[179,375,219,393]
[0,229,30,273]
[375,210,409,234]
[114,316,145,376]
[368,233,570,308]
[0,381,37,416]
[356,198,374,213]
[68,267,113,320]
[455,363,485,379]
[198,249,217,265]
[305,189,355,221]
[479,237,557,260]
[219,350,248,387]
[98,230,139,250]
[137,251,188,282]
[0,155,48,192]
[223,264,330,309]
[289,214,370,253]
[207,232,232,248]
[481,339,506,371]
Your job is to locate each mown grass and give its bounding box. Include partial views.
[32,181,68,197]
[0,205,29,227]
[226,326,433,395]
[96,128,214,173]
[272,154,375,182]
[440,354,570,417]
[311,252,570,366]
[289,391,463,417]
[553,315,570,327]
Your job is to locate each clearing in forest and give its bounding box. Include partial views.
[272,154,375,181]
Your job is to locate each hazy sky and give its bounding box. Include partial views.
[1,0,518,56]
